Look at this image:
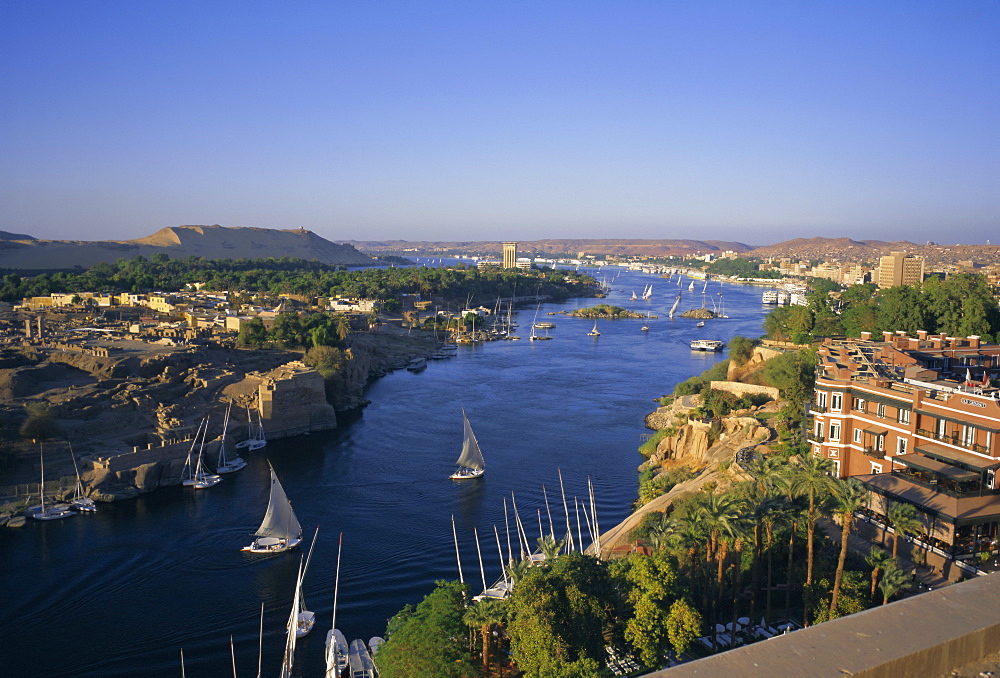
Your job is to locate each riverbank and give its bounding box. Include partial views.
[0,327,441,516]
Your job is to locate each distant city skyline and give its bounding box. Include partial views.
[2,2,997,246]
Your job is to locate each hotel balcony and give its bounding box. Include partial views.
[916,429,990,455]
[862,447,885,459]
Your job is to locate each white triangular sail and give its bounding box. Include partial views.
[256,466,302,540]
[455,410,485,471]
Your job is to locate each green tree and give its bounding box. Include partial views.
[790,455,836,589]
[727,335,757,366]
[665,598,702,658]
[866,547,893,599]
[877,561,911,605]
[463,598,508,676]
[236,317,268,348]
[886,502,922,560]
[507,552,614,677]
[620,550,678,667]
[829,478,868,616]
[377,580,475,678]
[19,403,60,440]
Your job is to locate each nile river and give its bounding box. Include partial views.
[0,267,774,677]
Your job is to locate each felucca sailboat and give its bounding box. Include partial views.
[242,463,302,553]
[450,409,486,480]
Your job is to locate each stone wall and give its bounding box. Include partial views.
[259,361,337,438]
[710,380,780,400]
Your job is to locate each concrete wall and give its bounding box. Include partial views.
[647,573,1000,678]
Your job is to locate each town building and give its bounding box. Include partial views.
[876,251,925,288]
[502,241,518,269]
[810,331,1000,562]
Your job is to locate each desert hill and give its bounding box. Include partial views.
[348,238,752,258]
[0,231,36,241]
[748,236,1000,267]
[0,225,373,270]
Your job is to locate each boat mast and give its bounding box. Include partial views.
[493,526,507,586]
[589,476,601,555]
[451,515,464,584]
[474,526,487,594]
[503,497,513,567]
[326,532,343,678]
[542,485,555,539]
[558,468,574,553]
[257,602,264,678]
[39,443,45,516]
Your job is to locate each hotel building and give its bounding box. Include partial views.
[876,251,925,288]
[810,330,1000,560]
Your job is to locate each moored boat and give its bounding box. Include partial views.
[215,402,247,474]
[28,444,76,521]
[68,445,96,513]
[348,639,376,678]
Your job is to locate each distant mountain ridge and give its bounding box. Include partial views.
[0,225,373,270]
[347,238,753,258]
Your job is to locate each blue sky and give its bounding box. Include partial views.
[2,2,997,246]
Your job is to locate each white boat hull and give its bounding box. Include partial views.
[70,497,97,513]
[235,439,266,451]
[216,457,247,474]
[295,610,315,638]
[450,467,485,480]
[183,473,222,489]
[241,537,302,554]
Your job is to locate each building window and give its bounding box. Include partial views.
[874,434,884,452]
[963,425,975,446]
[853,397,866,412]
[871,462,883,474]
[854,428,863,443]
[831,393,843,411]
[877,403,886,418]
[898,408,911,424]
[815,421,824,438]
[936,418,947,437]
[831,459,841,477]
[830,423,841,441]
[897,438,907,456]
[817,392,827,408]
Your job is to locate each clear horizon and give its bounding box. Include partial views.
[2,2,997,246]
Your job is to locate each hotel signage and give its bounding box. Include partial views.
[961,398,987,409]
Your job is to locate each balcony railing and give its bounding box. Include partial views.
[811,404,828,413]
[915,429,991,454]
[862,447,885,459]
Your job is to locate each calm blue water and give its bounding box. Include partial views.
[0,269,773,678]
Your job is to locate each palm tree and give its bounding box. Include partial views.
[829,478,868,615]
[507,557,532,586]
[886,502,922,560]
[645,514,677,552]
[536,535,564,563]
[790,455,836,587]
[866,547,893,599]
[464,598,507,676]
[878,561,911,605]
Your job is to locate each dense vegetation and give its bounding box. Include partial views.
[569,304,646,319]
[376,455,916,677]
[764,274,1000,343]
[0,254,598,307]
